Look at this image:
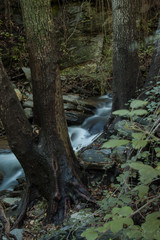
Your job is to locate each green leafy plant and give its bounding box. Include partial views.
[81,81,160,240]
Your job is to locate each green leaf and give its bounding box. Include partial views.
[125,225,142,239]
[130,100,148,109]
[102,139,130,148]
[132,132,146,140]
[96,222,110,233]
[130,162,159,184]
[112,109,130,116]
[130,109,148,116]
[119,195,131,204]
[110,219,123,234]
[81,228,98,240]
[132,140,148,149]
[134,185,149,201]
[104,214,112,220]
[142,212,160,240]
[118,206,133,217]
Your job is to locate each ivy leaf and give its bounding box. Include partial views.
[112,109,130,116]
[130,109,148,116]
[130,100,148,109]
[132,140,148,149]
[102,139,130,148]
[81,228,98,240]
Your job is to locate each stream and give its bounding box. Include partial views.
[0,94,112,191]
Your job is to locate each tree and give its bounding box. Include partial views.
[144,17,160,88]
[0,0,91,226]
[112,0,140,112]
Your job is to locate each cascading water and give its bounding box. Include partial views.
[69,94,112,151]
[0,150,24,191]
[0,94,112,191]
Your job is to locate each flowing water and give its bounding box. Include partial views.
[0,94,112,191]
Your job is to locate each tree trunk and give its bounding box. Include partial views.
[0,0,91,226]
[112,0,140,111]
[145,17,160,87]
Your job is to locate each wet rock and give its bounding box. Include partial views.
[22,67,31,81]
[2,197,21,207]
[80,149,112,166]
[110,146,127,163]
[82,116,108,134]
[114,120,133,138]
[2,228,23,240]
[23,100,33,108]
[65,111,90,125]
[63,94,81,105]
[26,93,33,101]
[24,108,33,119]
[64,103,77,111]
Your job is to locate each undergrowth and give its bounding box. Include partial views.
[81,79,160,240]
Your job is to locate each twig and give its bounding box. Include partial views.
[129,194,160,218]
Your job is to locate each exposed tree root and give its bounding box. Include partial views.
[0,201,17,240]
[11,183,31,230]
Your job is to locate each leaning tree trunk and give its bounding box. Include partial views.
[112,0,140,111]
[0,0,91,226]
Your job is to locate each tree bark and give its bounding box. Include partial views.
[145,17,160,87]
[112,0,140,111]
[0,0,91,226]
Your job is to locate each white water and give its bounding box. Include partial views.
[69,94,112,151]
[0,150,24,191]
[0,94,112,191]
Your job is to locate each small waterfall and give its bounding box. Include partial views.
[69,94,112,151]
[0,94,112,190]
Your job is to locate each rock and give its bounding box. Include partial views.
[22,67,31,81]
[114,120,133,138]
[26,93,33,101]
[80,149,113,167]
[24,108,33,119]
[23,100,33,108]
[2,228,23,240]
[14,89,22,101]
[63,94,81,105]
[110,146,127,163]
[82,116,108,134]
[64,103,77,110]
[2,197,21,206]
[65,111,90,125]
[70,211,94,224]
